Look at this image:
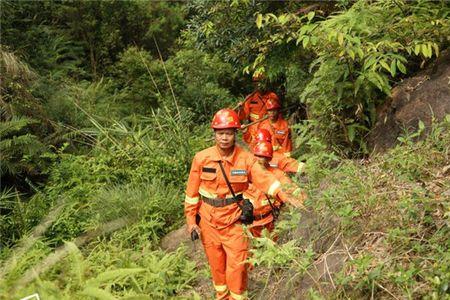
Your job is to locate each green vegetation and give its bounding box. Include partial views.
[1,1,449,299]
[250,118,450,299]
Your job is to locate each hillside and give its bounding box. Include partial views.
[1,1,449,299]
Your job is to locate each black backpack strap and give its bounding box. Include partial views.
[218,160,242,208]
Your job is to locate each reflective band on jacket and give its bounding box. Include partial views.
[199,187,242,199]
[272,145,280,151]
[185,195,199,204]
[230,291,247,300]
[284,152,291,157]
[267,180,281,196]
[199,187,217,199]
[297,162,306,174]
[214,284,228,292]
[249,113,260,120]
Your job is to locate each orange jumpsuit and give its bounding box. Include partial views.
[244,166,299,238]
[185,145,283,300]
[270,152,306,174]
[238,91,271,145]
[259,114,293,157]
[238,91,267,123]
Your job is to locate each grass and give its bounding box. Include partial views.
[249,117,450,299]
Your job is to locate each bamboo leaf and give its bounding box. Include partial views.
[432,43,439,57]
[397,60,407,74]
[338,33,344,46]
[356,48,364,60]
[380,60,390,73]
[302,36,309,48]
[348,49,355,60]
[87,268,145,287]
[364,56,377,70]
[421,44,429,58]
[414,44,421,55]
[307,11,315,21]
[347,125,356,142]
[390,59,397,77]
[256,13,263,29]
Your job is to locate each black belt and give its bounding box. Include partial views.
[253,211,273,221]
[202,194,243,207]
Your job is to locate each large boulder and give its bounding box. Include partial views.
[368,50,450,152]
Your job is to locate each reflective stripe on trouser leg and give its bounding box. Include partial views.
[200,220,227,296]
[230,291,248,300]
[214,284,229,300]
[221,223,249,297]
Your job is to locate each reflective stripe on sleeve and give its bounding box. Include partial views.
[284,152,291,157]
[297,162,306,174]
[267,180,281,196]
[185,195,199,204]
[249,113,260,120]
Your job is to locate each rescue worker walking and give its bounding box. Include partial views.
[245,141,307,238]
[184,109,297,299]
[259,96,293,157]
[253,128,305,175]
[237,73,274,145]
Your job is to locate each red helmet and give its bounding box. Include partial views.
[265,93,281,110]
[255,128,272,143]
[211,109,241,129]
[253,141,273,158]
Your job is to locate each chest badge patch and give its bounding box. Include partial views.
[202,167,216,173]
[269,163,278,168]
[231,169,247,176]
[276,130,285,135]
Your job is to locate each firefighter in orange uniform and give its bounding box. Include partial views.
[259,96,293,157]
[253,128,305,175]
[184,109,298,300]
[238,73,268,145]
[245,141,307,238]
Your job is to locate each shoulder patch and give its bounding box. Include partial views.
[202,167,216,173]
[231,169,247,176]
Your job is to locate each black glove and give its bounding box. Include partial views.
[240,199,254,225]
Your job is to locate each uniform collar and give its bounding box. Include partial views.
[213,144,239,164]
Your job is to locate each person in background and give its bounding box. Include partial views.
[238,73,277,146]
[259,96,293,157]
[253,128,305,175]
[244,141,307,238]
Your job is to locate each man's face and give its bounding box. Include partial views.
[268,109,278,121]
[214,129,236,150]
[255,155,270,168]
[252,80,265,91]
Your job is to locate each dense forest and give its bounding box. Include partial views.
[1,1,449,299]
